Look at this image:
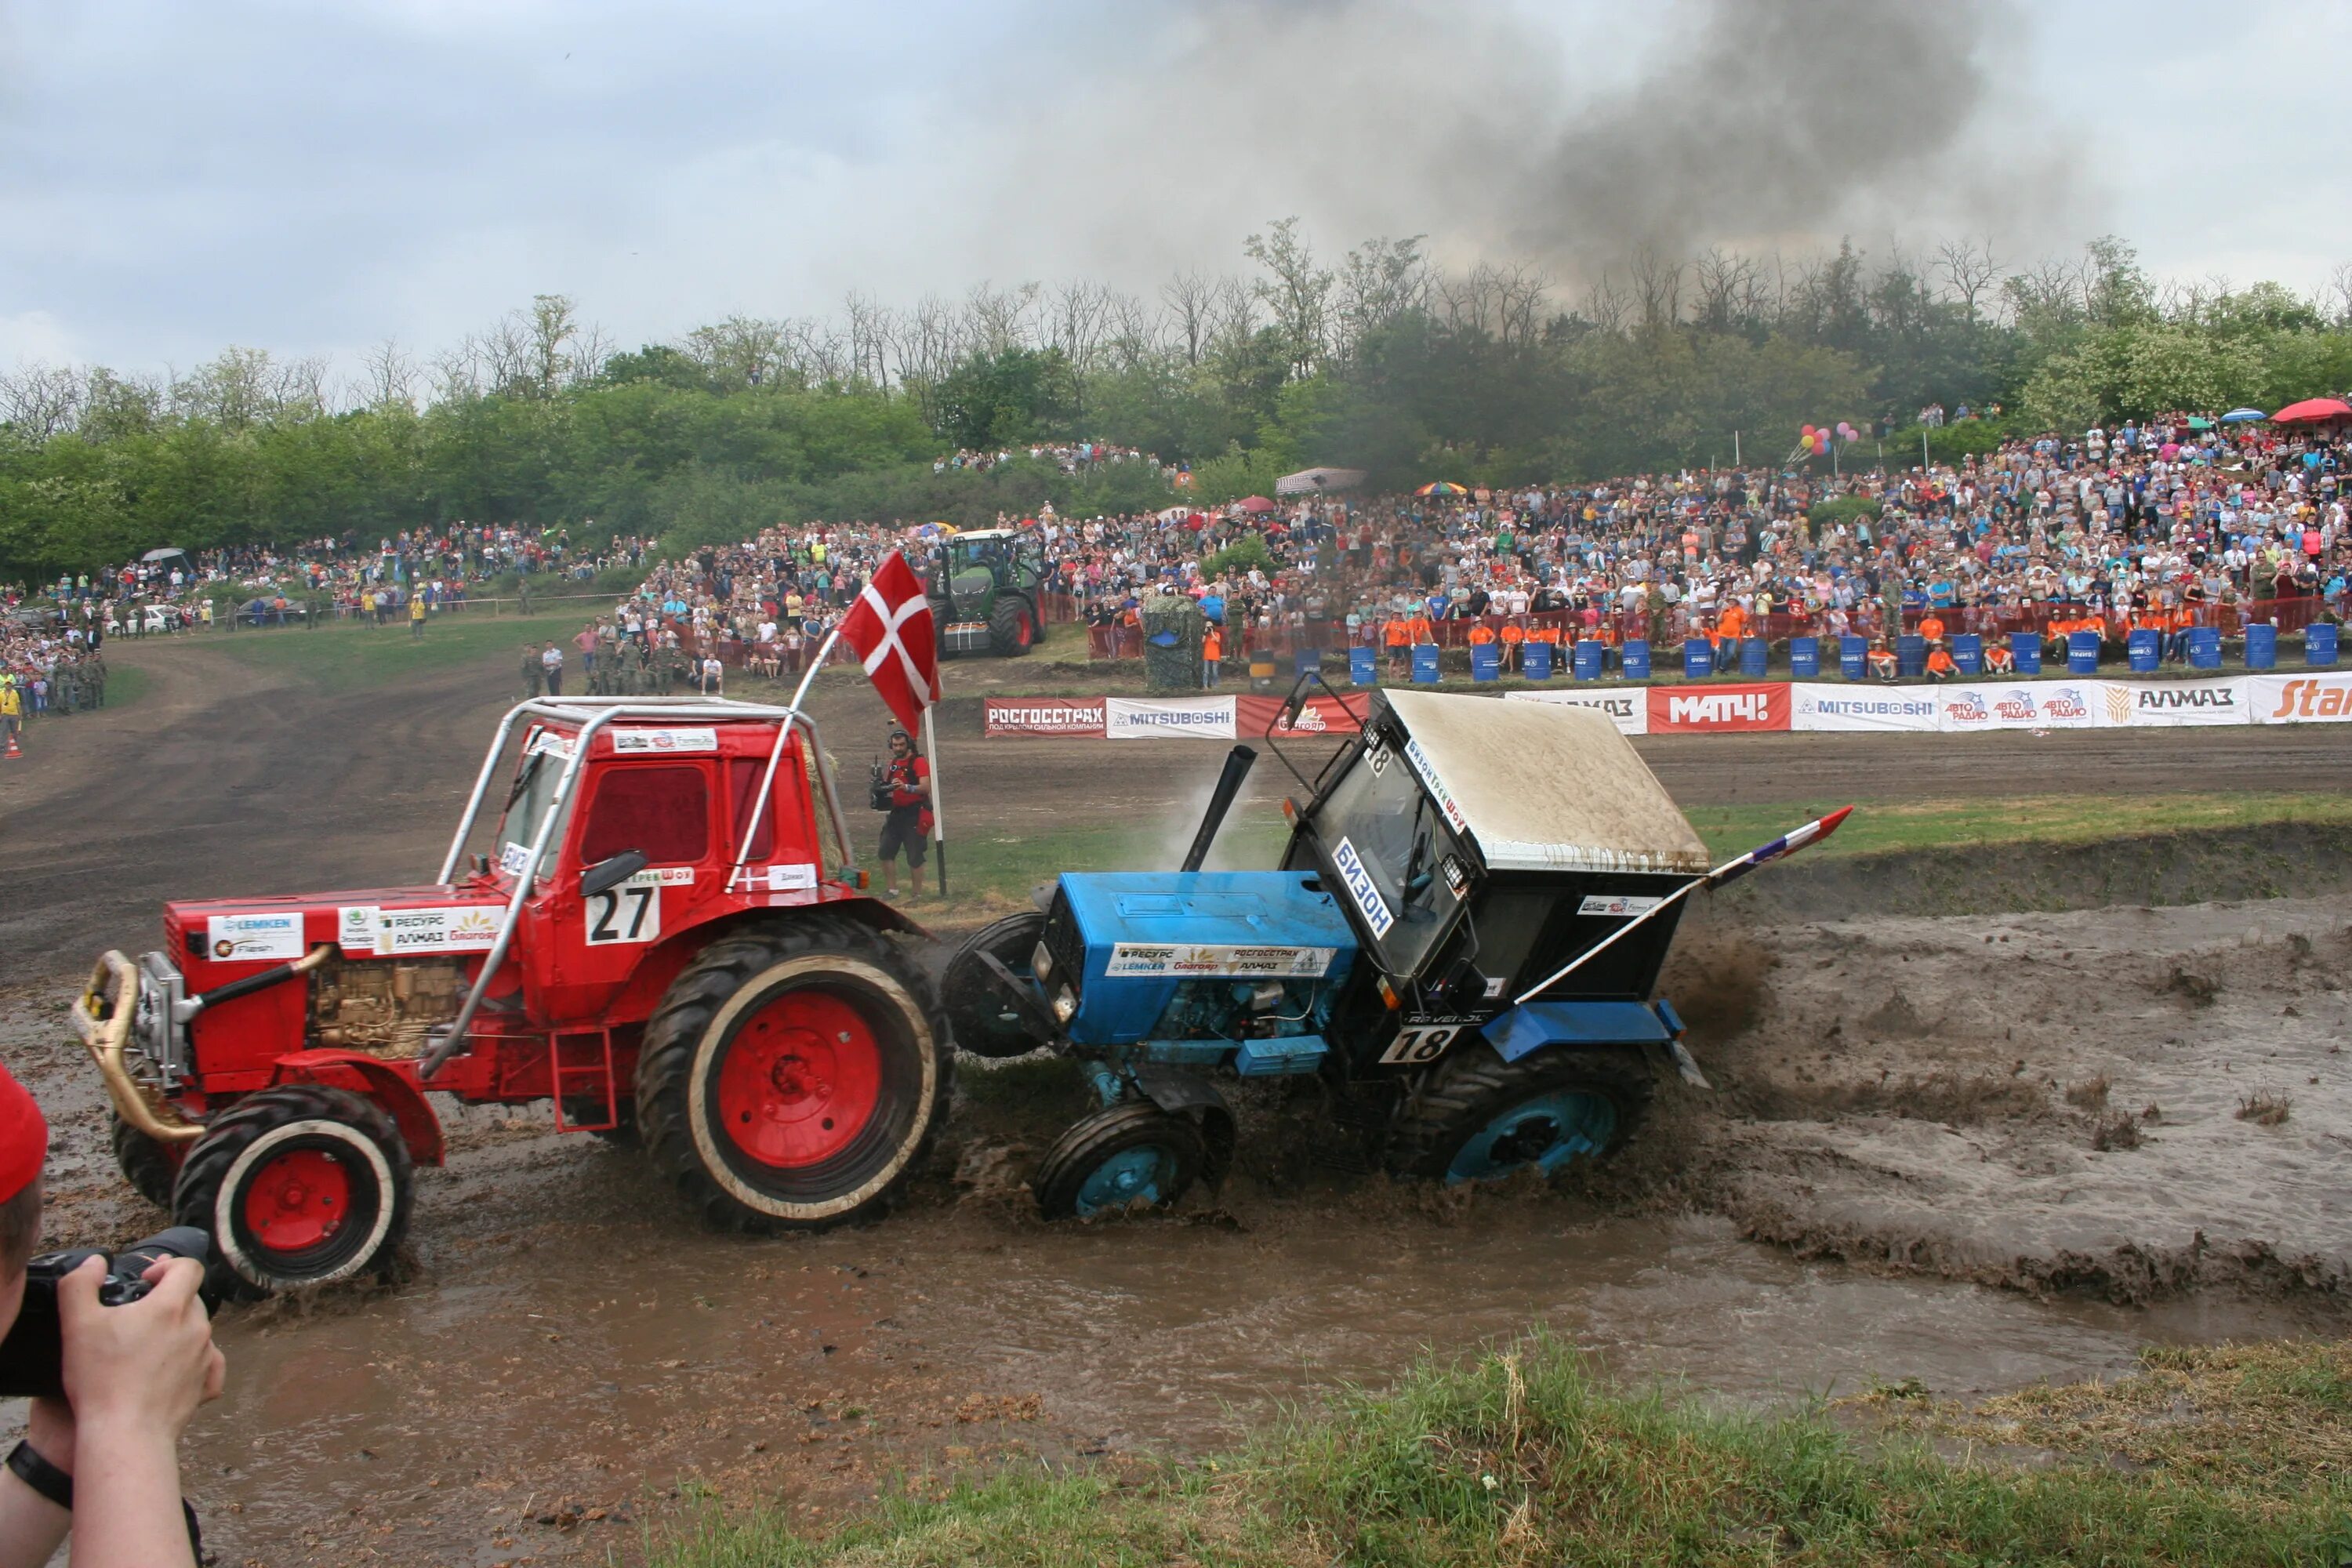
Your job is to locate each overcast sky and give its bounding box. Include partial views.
[3,0,2347,381]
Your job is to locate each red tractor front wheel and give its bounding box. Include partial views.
[172,1085,414,1300]
[637,916,951,1232]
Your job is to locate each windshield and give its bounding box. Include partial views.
[1309,732,1465,975]
[494,730,575,881]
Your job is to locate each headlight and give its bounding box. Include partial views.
[1031,942,1052,982]
[1051,985,1077,1023]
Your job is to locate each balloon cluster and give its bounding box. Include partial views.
[1798,421,1860,455]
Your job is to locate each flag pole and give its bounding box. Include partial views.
[920,704,946,899]
[1513,806,1853,1005]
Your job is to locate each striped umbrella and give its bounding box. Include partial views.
[1414,481,1470,497]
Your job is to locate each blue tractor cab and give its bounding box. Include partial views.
[942,684,1732,1218]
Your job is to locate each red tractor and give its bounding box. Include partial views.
[73,697,951,1298]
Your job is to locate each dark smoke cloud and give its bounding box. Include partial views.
[929,0,2082,293]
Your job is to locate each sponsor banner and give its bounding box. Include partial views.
[1790,684,1940,733]
[1402,736,1471,834]
[2249,673,2352,724]
[372,906,502,956]
[1234,693,1367,737]
[2102,678,2249,728]
[608,726,717,753]
[760,862,817,891]
[1103,942,1338,978]
[1647,681,1791,734]
[1104,695,1236,740]
[1503,686,1650,735]
[1934,681,2101,731]
[984,696,1107,737]
[336,906,381,953]
[206,910,307,962]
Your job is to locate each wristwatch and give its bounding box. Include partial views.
[5,1439,71,1508]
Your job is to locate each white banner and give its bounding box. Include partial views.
[1789,685,1940,732]
[2100,678,2250,727]
[1934,681,2105,732]
[2247,673,2352,724]
[1501,686,1650,735]
[1104,695,1238,740]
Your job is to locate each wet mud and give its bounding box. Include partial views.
[3,637,2350,1565]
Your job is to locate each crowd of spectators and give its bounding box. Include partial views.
[934,441,1164,477]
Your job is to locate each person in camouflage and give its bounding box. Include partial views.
[521,642,544,700]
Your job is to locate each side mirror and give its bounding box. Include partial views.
[579,848,648,898]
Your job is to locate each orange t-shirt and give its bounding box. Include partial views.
[1918,614,1946,642]
[1406,616,1433,644]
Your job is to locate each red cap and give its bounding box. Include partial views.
[0,1061,46,1204]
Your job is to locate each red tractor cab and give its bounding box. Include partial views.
[76,697,951,1298]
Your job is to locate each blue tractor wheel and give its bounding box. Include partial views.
[1034,1102,1206,1220]
[1392,1047,1654,1185]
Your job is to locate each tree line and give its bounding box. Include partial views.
[5,228,2352,579]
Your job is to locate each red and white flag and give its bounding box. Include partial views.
[838,552,938,733]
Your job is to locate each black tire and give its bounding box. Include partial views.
[928,596,953,653]
[1391,1047,1654,1185]
[636,916,953,1232]
[1035,1102,1206,1220]
[111,1113,178,1210]
[942,913,1049,1058]
[172,1085,414,1301]
[989,595,1037,657]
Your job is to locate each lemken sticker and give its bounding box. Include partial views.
[207,910,306,962]
[1105,943,1337,978]
[1577,894,1664,918]
[1332,836,1395,938]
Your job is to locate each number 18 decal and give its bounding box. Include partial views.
[585,877,661,946]
[1379,1025,1457,1065]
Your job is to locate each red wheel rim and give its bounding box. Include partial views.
[241,1148,353,1253]
[1017,610,1034,646]
[716,989,884,1168]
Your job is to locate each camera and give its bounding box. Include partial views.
[0,1227,211,1399]
[868,757,894,812]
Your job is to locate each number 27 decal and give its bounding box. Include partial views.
[584,880,661,946]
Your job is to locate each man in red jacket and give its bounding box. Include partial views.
[877,728,933,900]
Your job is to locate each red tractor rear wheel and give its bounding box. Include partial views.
[636,916,952,1232]
[172,1084,414,1300]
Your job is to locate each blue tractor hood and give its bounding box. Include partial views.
[1047,871,1359,1047]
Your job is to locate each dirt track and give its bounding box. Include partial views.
[4,634,2351,1566]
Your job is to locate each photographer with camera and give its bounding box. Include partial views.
[0,1063,225,1568]
[869,727,931,901]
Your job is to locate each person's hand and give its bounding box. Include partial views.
[57,1256,225,1443]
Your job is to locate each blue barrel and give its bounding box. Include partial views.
[2307,622,2339,667]
[1523,640,1553,681]
[1789,636,1820,678]
[1294,648,1321,681]
[1572,640,1602,681]
[2067,630,2101,673]
[2187,627,2220,670]
[1682,638,1715,679]
[2127,628,2159,672]
[2012,631,2042,675]
[1411,644,1441,683]
[2245,622,2277,670]
[1840,636,1868,680]
[1348,645,1377,685]
[1896,634,1926,678]
[1740,637,1767,677]
[1621,639,1650,680]
[1470,642,1501,682]
[1951,633,1983,675]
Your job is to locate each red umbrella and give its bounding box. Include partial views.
[1233,495,1277,514]
[2271,397,2352,424]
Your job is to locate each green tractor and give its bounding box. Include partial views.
[928,528,1048,658]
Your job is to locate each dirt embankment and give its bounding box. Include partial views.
[1647,895,2352,1306]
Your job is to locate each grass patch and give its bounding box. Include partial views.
[1683,791,2352,863]
[203,601,622,692]
[928,813,1289,912]
[652,1334,2352,1566]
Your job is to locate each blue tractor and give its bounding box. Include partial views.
[942,686,1729,1218]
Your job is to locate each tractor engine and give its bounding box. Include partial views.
[1034,870,1360,1076]
[307,956,470,1058]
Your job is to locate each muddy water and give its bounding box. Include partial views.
[178,1133,2315,1567]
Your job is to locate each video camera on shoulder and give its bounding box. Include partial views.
[0,1227,211,1399]
[868,757,894,812]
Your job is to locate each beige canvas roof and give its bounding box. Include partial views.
[1375,688,1709,875]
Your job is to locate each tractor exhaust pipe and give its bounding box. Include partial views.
[1181,745,1258,874]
